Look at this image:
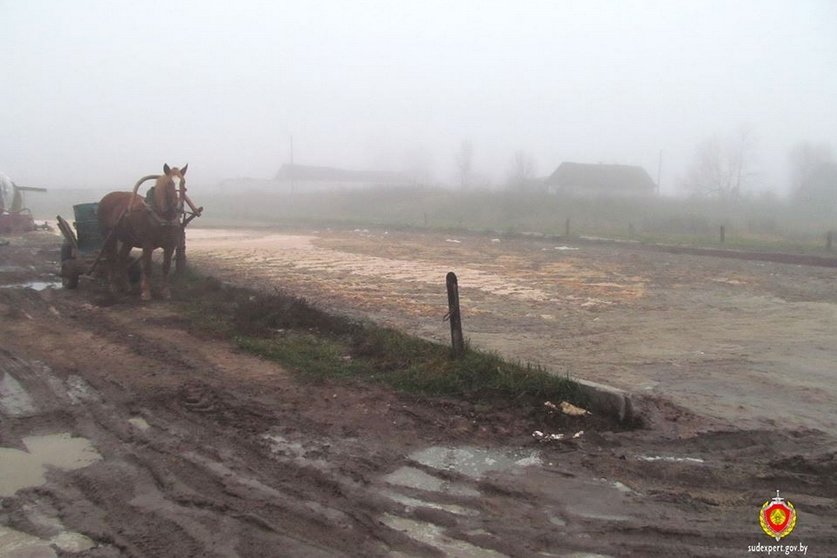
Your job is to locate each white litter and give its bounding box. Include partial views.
[559,401,591,416]
[544,400,591,416]
[532,431,565,442]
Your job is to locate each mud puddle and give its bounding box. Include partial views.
[0,433,102,497]
[0,372,38,417]
[0,524,95,558]
[379,446,546,557]
[410,445,542,478]
[0,280,62,291]
[381,514,507,558]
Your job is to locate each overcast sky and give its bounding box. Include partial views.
[2,0,835,194]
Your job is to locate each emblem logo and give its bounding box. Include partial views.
[759,490,797,541]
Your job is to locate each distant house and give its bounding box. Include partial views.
[273,164,412,192]
[545,162,657,197]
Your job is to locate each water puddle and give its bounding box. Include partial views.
[384,466,480,497]
[261,433,330,471]
[548,514,567,527]
[0,280,62,291]
[409,446,542,479]
[637,455,705,464]
[381,514,507,558]
[0,433,102,497]
[0,524,95,557]
[379,489,478,517]
[559,478,633,523]
[0,372,38,417]
[128,417,151,431]
[65,375,100,404]
[612,481,635,494]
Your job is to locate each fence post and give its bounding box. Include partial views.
[446,272,465,358]
[720,225,725,244]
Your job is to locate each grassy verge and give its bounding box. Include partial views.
[172,270,584,407]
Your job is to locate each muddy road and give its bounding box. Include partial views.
[1,230,835,557]
[187,227,837,436]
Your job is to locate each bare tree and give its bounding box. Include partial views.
[507,150,537,191]
[455,140,474,190]
[682,127,756,200]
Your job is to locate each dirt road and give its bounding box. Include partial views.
[187,227,837,436]
[1,230,835,557]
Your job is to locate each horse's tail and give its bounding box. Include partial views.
[129,175,161,211]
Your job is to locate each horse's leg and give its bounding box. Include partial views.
[160,244,174,300]
[140,246,153,301]
[116,242,132,293]
[102,233,120,294]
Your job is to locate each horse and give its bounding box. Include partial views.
[97,164,188,301]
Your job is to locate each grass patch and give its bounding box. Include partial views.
[173,270,583,407]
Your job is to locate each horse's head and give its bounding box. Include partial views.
[152,163,188,221]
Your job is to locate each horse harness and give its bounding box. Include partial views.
[116,197,181,248]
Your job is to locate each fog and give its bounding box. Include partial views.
[2,0,836,196]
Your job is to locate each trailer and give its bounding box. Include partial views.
[0,173,48,234]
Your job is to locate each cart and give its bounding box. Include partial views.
[56,202,121,289]
[57,193,202,290]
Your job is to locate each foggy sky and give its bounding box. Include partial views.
[2,0,835,195]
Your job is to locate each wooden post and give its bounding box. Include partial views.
[175,225,187,274]
[176,181,187,274]
[720,225,725,244]
[446,272,465,358]
[827,230,833,251]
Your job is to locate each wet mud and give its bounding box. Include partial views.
[0,230,835,557]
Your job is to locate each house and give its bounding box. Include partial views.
[273,164,412,192]
[545,162,657,197]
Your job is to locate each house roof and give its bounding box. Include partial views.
[545,162,656,192]
[275,164,410,184]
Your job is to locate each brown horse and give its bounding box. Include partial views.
[97,164,188,300]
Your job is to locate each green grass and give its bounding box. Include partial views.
[174,270,583,406]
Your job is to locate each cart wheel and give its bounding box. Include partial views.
[62,271,80,290]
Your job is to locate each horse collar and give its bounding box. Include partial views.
[146,203,180,227]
